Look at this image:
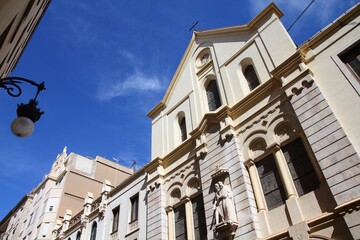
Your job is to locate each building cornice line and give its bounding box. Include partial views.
[194,3,283,38]
[270,51,306,79]
[148,78,282,169]
[299,3,360,55]
[230,77,282,119]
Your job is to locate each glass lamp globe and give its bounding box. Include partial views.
[11,116,35,138]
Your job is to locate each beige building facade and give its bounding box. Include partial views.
[0,0,51,78]
[0,148,133,240]
[52,167,147,240]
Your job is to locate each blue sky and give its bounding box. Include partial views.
[0,0,356,220]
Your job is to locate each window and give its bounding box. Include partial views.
[42,223,49,237]
[251,137,319,211]
[282,138,319,196]
[174,204,187,240]
[179,117,187,142]
[48,206,53,212]
[112,206,120,233]
[28,213,34,226]
[170,194,207,240]
[76,231,81,240]
[206,80,221,111]
[42,200,47,215]
[90,222,97,240]
[340,42,360,82]
[35,223,40,239]
[192,195,207,240]
[130,195,139,222]
[256,154,286,210]
[244,65,260,90]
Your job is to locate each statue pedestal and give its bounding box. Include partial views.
[214,221,238,240]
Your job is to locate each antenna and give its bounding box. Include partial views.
[131,159,137,173]
[112,157,137,173]
[189,20,199,32]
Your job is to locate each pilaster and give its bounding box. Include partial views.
[147,176,168,239]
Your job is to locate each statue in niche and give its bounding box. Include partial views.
[212,181,238,226]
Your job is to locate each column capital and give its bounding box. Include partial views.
[244,159,255,168]
[181,196,191,203]
[272,144,281,152]
[165,206,173,213]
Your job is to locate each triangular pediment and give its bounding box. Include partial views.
[147,2,283,119]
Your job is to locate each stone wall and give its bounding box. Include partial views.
[198,123,259,239]
[290,80,360,238]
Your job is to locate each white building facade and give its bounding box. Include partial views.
[53,2,360,240]
[146,3,360,239]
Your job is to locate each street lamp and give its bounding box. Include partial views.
[0,76,46,137]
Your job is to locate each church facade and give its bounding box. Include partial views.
[50,2,360,240]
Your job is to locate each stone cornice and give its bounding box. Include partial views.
[194,3,283,38]
[148,78,282,171]
[162,138,195,168]
[109,165,149,197]
[230,77,282,119]
[147,101,165,119]
[299,3,360,57]
[271,51,306,79]
[190,105,230,137]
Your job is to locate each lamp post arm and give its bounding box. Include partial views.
[0,76,46,98]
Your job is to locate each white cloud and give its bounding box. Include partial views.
[97,69,163,101]
[96,48,166,101]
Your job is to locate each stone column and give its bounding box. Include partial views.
[273,145,297,198]
[245,160,266,212]
[184,197,195,240]
[166,207,175,240]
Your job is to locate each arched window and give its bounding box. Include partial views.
[173,194,207,239]
[76,231,81,240]
[179,117,187,142]
[206,80,221,111]
[244,65,260,90]
[90,222,97,240]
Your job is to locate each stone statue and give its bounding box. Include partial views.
[212,181,237,226]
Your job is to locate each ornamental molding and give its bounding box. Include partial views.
[164,162,197,185]
[237,104,280,136]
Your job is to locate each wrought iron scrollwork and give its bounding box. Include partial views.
[0,76,45,98]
